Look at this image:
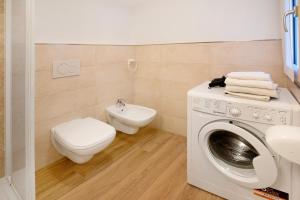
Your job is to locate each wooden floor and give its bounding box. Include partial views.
[36,128,223,200]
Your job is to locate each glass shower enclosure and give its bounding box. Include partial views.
[0,0,35,199]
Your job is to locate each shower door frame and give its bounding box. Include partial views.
[5,0,35,199]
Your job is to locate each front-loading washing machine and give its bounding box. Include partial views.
[187,82,300,200]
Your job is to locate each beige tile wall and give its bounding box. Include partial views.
[35,45,135,170]
[134,40,286,136]
[287,79,300,103]
[35,39,285,170]
[0,0,4,178]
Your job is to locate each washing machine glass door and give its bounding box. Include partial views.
[199,121,278,189]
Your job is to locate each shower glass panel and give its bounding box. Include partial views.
[0,0,4,179]
[11,0,27,198]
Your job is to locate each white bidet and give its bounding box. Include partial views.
[106,103,157,135]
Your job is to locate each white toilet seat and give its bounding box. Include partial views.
[51,118,116,163]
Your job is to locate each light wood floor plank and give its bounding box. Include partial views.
[138,152,187,200]
[99,136,186,200]
[36,128,170,199]
[59,134,183,200]
[36,128,223,200]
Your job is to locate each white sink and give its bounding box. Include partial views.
[106,104,157,135]
[266,125,300,165]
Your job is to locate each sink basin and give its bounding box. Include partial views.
[266,125,300,165]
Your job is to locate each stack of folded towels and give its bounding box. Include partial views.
[225,72,278,102]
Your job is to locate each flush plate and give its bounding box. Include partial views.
[53,59,80,78]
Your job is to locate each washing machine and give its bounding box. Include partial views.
[187,82,300,200]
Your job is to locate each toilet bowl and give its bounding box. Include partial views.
[51,117,116,164]
[106,104,157,135]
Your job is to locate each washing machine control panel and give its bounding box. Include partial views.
[192,97,291,125]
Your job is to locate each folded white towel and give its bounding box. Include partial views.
[225,91,271,102]
[225,78,278,90]
[227,72,271,81]
[225,85,278,98]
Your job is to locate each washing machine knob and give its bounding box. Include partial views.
[253,112,259,119]
[265,114,272,121]
[229,108,241,117]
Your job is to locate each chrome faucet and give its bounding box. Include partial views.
[116,98,126,112]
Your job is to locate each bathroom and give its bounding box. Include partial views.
[1,0,300,199]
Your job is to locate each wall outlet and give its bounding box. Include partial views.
[52,59,80,79]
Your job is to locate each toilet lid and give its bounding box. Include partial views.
[52,118,116,150]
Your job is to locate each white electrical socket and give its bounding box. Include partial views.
[52,59,81,79]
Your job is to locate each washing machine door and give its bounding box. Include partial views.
[199,121,278,189]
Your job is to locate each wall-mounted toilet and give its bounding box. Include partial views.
[51,117,116,164]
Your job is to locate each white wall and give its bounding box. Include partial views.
[132,0,281,44]
[35,0,134,44]
[35,0,281,45]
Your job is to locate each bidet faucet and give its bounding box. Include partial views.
[116,98,126,111]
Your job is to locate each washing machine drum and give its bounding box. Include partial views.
[199,121,278,189]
